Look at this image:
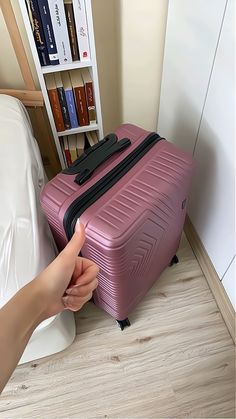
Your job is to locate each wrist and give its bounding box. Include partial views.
[24,278,49,327]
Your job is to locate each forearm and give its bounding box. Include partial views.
[0,279,46,393]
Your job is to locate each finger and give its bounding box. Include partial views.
[62,220,85,260]
[65,277,98,296]
[70,257,98,283]
[62,292,93,311]
[70,264,99,288]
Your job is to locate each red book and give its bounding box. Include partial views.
[45,74,65,132]
[81,68,97,124]
[63,136,72,166]
[69,69,89,126]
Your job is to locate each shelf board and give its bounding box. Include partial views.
[57,124,99,137]
[42,60,92,74]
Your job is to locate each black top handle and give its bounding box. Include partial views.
[74,137,131,185]
[62,133,132,184]
[62,133,118,175]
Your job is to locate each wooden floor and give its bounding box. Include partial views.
[0,234,235,418]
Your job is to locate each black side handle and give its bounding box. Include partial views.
[74,138,131,185]
[62,133,118,175]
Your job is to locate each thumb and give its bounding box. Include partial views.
[62,220,85,259]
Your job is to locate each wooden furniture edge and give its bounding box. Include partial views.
[0,89,44,107]
[0,0,35,90]
[184,215,235,344]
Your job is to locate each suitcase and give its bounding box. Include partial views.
[41,124,194,329]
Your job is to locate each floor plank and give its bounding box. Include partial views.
[0,234,235,418]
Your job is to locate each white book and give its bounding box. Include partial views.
[90,130,98,143]
[48,0,72,64]
[68,135,78,162]
[73,0,90,61]
[86,131,96,147]
[76,133,85,156]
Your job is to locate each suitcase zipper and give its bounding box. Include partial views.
[64,132,163,239]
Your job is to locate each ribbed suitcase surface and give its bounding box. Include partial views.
[41,124,193,326]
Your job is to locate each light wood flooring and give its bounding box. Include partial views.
[0,234,235,418]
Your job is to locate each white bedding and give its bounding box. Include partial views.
[0,94,57,308]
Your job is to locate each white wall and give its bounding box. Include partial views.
[91,0,121,133]
[158,0,235,309]
[158,0,227,153]
[119,0,168,131]
[188,0,235,280]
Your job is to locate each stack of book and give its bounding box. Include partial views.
[26,0,90,66]
[60,131,98,166]
[45,69,96,132]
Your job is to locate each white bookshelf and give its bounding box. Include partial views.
[41,61,92,74]
[19,0,103,169]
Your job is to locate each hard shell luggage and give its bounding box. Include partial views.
[41,124,194,328]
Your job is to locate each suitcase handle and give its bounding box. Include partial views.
[62,133,118,175]
[74,137,131,185]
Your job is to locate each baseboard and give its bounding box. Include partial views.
[184,215,235,344]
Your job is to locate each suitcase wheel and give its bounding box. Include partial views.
[169,254,179,267]
[116,318,131,331]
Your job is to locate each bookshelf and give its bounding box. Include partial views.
[19,0,103,169]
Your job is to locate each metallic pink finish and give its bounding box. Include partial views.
[41,124,194,320]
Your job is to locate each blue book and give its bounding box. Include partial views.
[61,72,79,128]
[65,90,79,128]
[26,0,50,66]
[37,0,59,65]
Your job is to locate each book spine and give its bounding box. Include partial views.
[64,3,79,61]
[48,0,72,64]
[47,89,65,131]
[27,0,50,66]
[76,146,84,157]
[63,137,72,167]
[64,146,72,166]
[37,0,59,65]
[57,87,71,129]
[68,142,77,162]
[84,81,96,123]
[73,86,89,126]
[65,90,79,128]
[73,0,90,61]
[60,138,67,166]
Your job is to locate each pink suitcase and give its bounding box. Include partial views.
[41,124,193,329]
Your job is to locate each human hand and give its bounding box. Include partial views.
[36,220,99,320]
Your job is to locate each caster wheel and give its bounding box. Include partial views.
[169,254,179,267]
[116,318,131,331]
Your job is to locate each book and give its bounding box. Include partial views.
[68,135,78,162]
[26,0,50,66]
[48,0,72,64]
[90,130,98,143]
[81,68,96,124]
[76,133,85,156]
[73,0,90,61]
[61,71,79,128]
[37,0,59,65]
[64,0,79,61]
[63,136,72,166]
[54,72,71,129]
[86,131,98,147]
[69,69,89,126]
[45,73,65,132]
[60,137,67,166]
